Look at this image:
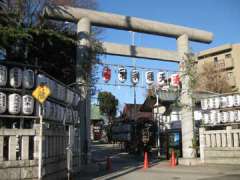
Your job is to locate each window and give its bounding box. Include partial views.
[225,54,231,58]
[214,57,218,62]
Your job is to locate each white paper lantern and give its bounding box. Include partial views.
[52,103,57,121]
[213,97,220,109]
[44,101,52,119]
[49,102,55,120]
[73,111,78,124]
[66,89,74,104]
[226,95,234,107]
[233,94,240,107]
[208,98,214,110]
[203,113,210,124]
[23,69,34,89]
[220,96,228,108]
[49,79,57,98]
[9,67,22,88]
[22,95,34,115]
[145,71,154,85]
[0,65,7,86]
[73,93,80,107]
[219,112,224,123]
[201,99,207,110]
[212,110,219,125]
[237,110,240,122]
[8,93,21,114]
[118,67,127,83]
[62,86,66,102]
[233,110,238,122]
[131,69,139,85]
[0,92,7,113]
[194,111,202,121]
[60,106,65,122]
[223,111,229,123]
[157,72,165,86]
[37,74,47,86]
[229,111,235,122]
[217,111,222,124]
[57,84,65,101]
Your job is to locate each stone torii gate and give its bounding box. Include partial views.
[43,6,213,164]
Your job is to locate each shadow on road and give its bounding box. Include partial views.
[74,142,160,180]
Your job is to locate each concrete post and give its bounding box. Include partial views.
[199,128,205,161]
[177,34,195,159]
[76,17,91,165]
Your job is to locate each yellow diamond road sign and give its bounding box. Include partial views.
[32,85,51,104]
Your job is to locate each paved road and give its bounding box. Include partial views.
[76,142,240,180]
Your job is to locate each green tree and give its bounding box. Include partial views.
[97,92,118,124]
[0,0,103,85]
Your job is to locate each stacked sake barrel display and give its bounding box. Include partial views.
[201,94,240,126]
[0,62,80,125]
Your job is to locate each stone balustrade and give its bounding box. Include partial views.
[199,126,240,164]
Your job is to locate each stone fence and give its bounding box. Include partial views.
[0,126,80,179]
[199,126,240,164]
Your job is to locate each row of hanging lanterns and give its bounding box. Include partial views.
[0,64,80,107]
[0,92,34,115]
[0,65,35,89]
[0,64,80,125]
[37,74,80,106]
[36,101,79,123]
[102,66,181,87]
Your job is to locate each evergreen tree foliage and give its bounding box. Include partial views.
[97,92,118,123]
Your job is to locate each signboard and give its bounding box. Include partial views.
[32,85,51,104]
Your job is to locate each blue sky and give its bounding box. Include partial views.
[92,0,240,112]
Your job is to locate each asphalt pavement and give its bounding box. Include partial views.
[75,142,240,180]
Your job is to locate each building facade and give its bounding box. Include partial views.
[197,44,240,91]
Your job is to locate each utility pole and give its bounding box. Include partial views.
[131,31,137,121]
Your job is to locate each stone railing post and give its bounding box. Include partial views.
[199,128,205,161]
[233,131,239,147]
[226,126,233,147]
[0,136,3,161]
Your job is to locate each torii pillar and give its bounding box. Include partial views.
[76,17,91,165]
[178,34,195,160]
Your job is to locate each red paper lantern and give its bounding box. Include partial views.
[170,74,180,87]
[102,66,111,82]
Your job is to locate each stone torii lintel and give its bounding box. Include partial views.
[43,5,213,44]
